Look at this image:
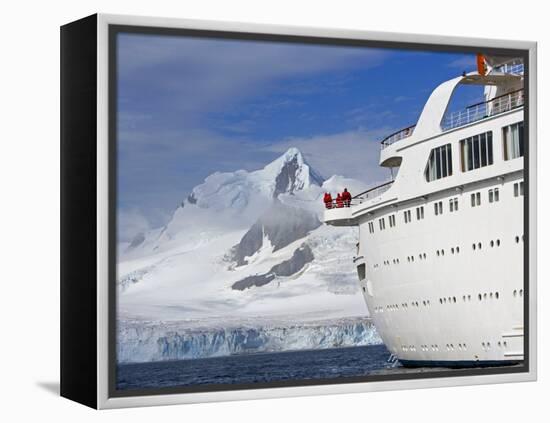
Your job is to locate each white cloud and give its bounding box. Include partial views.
[117,33,388,122]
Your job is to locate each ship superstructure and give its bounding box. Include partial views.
[324,56,525,366]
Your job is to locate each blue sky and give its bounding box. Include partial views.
[117,32,483,241]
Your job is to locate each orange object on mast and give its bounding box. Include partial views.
[476,54,487,76]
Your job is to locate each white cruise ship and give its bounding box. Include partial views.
[324,55,525,367]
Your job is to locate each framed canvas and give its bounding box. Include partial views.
[60,13,537,409]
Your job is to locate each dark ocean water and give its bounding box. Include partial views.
[117,344,394,391]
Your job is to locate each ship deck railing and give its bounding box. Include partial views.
[493,62,524,75]
[441,88,524,131]
[380,125,416,150]
[324,180,395,209]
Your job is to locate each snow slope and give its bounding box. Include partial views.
[117,148,378,362]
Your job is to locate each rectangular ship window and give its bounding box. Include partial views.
[489,188,500,203]
[513,182,524,197]
[471,192,481,207]
[449,197,459,212]
[503,121,524,160]
[416,206,424,220]
[460,131,493,172]
[425,144,452,182]
[357,263,366,281]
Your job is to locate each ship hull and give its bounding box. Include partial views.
[357,173,524,366]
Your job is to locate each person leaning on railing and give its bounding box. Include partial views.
[323,192,333,209]
[342,188,352,207]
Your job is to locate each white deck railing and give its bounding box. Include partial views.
[494,62,524,75]
[380,125,416,150]
[324,181,394,210]
[441,89,524,131]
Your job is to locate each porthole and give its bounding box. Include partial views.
[423,253,427,259]
[478,242,482,249]
[439,298,443,304]
[452,297,456,303]
[490,240,494,247]
[478,294,482,301]
[495,292,499,299]
[515,236,520,243]
[513,290,517,297]
[519,289,524,297]
[472,243,476,250]
[456,246,460,253]
[441,249,445,256]
[490,292,493,299]
[503,341,507,348]
[436,250,440,257]
[462,295,466,302]
[496,239,500,246]
[468,295,471,301]
[451,247,455,254]
[483,293,488,299]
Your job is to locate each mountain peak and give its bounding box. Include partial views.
[264,148,324,197]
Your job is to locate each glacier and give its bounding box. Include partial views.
[117,317,382,363]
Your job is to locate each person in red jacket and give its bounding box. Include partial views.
[323,192,333,209]
[336,193,344,208]
[342,188,352,207]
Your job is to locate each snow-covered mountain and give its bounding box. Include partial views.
[117,148,379,362]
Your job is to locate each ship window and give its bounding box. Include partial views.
[416,206,424,220]
[471,192,481,207]
[404,210,412,223]
[513,181,524,197]
[389,214,396,227]
[433,201,443,216]
[489,187,500,203]
[368,221,375,233]
[449,197,459,212]
[379,218,386,230]
[357,263,366,280]
[503,121,524,160]
[460,131,493,172]
[425,144,453,182]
